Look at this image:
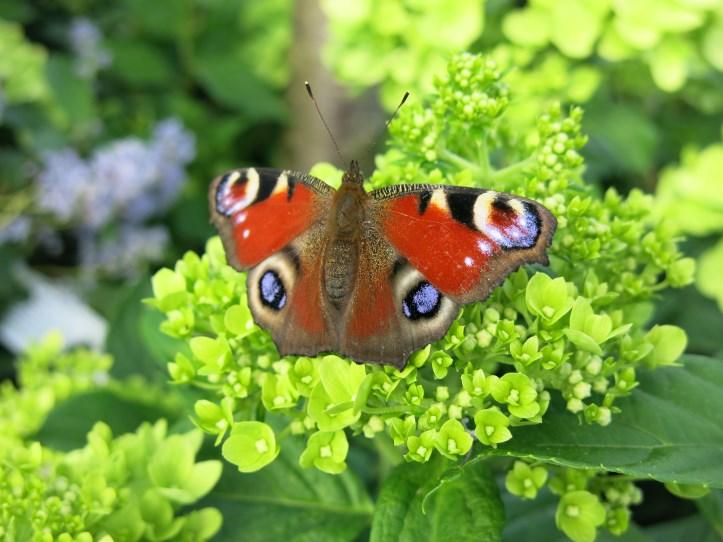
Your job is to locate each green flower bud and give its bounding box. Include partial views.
[406,429,437,463]
[435,419,473,459]
[193,397,234,443]
[168,353,196,383]
[419,404,445,431]
[461,368,487,397]
[505,461,548,499]
[299,431,349,474]
[489,373,540,419]
[405,383,425,406]
[222,421,279,473]
[261,372,299,411]
[526,273,574,325]
[606,506,630,536]
[430,351,454,379]
[474,407,512,446]
[642,325,687,367]
[510,336,542,366]
[555,490,606,542]
[387,415,417,446]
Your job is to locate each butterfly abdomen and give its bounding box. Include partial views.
[322,185,366,309]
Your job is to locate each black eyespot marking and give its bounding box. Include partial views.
[259,270,287,310]
[447,192,478,230]
[402,281,441,320]
[418,191,432,215]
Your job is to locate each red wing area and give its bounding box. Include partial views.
[372,186,554,302]
[210,168,332,270]
[230,188,316,267]
[377,194,492,297]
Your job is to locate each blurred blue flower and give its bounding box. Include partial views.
[36,149,92,222]
[80,225,169,276]
[68,18,111,79]
[30,118,196,274]
[88,138,156,226]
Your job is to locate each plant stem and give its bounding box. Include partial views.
[491,155,537,185]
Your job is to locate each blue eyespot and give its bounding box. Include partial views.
[402,281,441,320]
[260,270,286,310]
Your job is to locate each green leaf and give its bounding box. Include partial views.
[35,388,178,451]
[646,515,720,542]
[696,490,723,538]
[477,355,723,487]
[370,458,504,542]
[194,52,285,121]
[107,279,184,381]
[45,54,96,127]
[202,435,372,541]
[107,40,174,86]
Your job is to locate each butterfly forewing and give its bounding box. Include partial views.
[210,167,333,270]
[369,184,556,305]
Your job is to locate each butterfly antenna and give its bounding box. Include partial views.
[385,91,410,128]
[368,91,410,157]
[305,81,345,164]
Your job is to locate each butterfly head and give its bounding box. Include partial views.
[342,160,364,186]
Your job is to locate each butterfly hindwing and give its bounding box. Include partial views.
[340,237,460,367]
[210,167,333,269]
[210,168,335,352]
[246,228,335,357]
[370,184,556,304]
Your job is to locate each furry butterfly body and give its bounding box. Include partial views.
[210,161,556,368]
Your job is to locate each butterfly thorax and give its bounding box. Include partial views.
[323,173,367,310]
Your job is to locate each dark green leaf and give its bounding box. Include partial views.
[646,515,720,542]
[370,458,504,542]
[106,278,186,381]
[584,101,658,181]
[696,490,723,537]
[107,40,175,86]
[194,53,285,121]
[35,388,178,451]
[478,356,723,488]
[45,54,96,129]
[201,436,372,542]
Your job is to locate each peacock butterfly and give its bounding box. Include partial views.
[209,160,557,368]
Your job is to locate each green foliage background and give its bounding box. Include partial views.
[0,1,722,541]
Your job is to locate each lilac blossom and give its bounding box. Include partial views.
[79,225,169,276]
[36,149,92,222]
[68,18,111,79]
[29,118,196,273]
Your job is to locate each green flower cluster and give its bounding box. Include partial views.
[0,332,112,440]
[150,53,692,505]
[501,0,723,94]
[319,0,484,108]
[0,421,222,541]
[0,334,222,541]
[655,137,723,310]
[505,461,644,542]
